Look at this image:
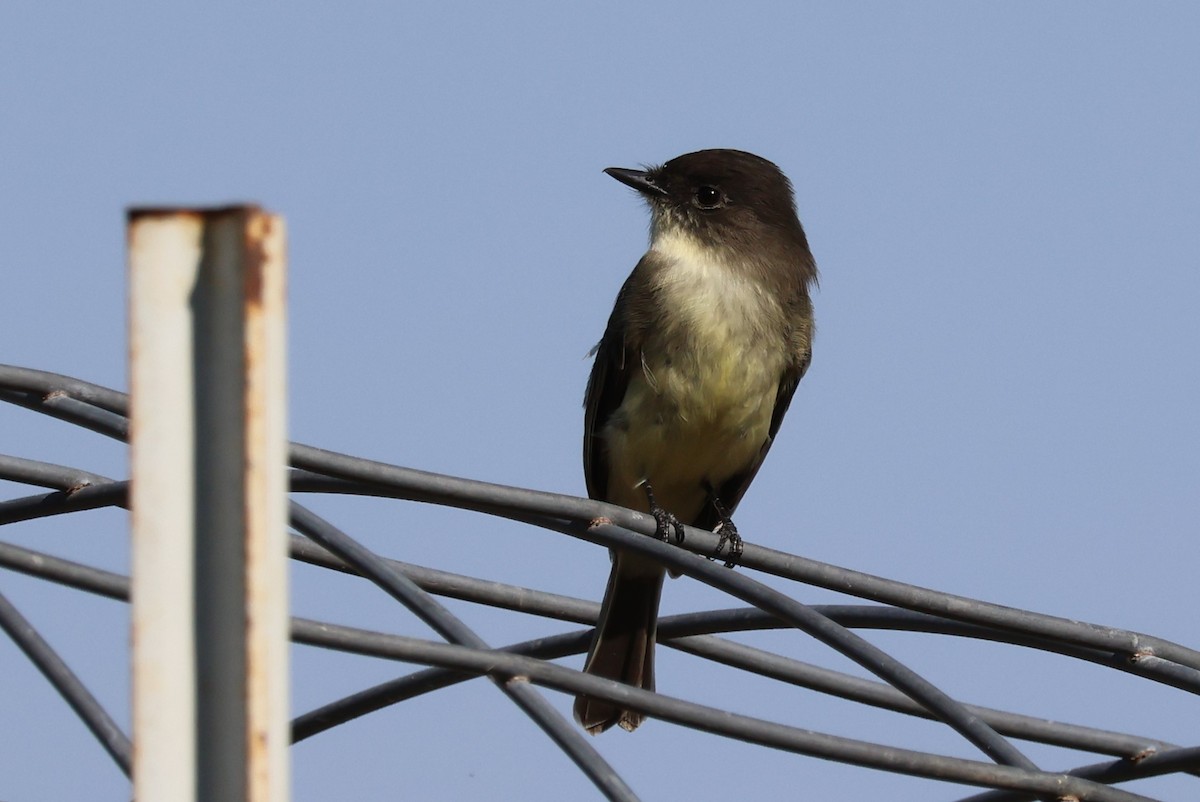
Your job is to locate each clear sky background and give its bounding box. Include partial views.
[2,4,1197,800]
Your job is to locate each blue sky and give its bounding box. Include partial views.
[2,4,1197,800]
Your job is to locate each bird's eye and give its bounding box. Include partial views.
[694,185,724,209]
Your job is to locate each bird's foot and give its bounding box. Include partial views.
[653,506,686,545]
[710,496,743,569]
[642,482,685,545]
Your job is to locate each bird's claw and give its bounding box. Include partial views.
[713,519,743,568]
[709,494,743,568]
[642,481,685,545]
[653,506,686,545]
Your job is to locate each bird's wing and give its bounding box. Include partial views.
[583,257,658,502]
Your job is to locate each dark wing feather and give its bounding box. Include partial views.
[582,335,628,501]
[583,259,658,502]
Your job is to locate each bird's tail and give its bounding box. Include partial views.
[573,554,665,734]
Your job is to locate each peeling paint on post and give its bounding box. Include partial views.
[129,207,289,802]
[241,210,289,802]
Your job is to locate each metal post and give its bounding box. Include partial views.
[129,207,289,802]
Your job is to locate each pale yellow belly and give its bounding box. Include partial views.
[601,347,780,523]
[602,228,788,522]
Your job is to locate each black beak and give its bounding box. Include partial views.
[604,167,668,197]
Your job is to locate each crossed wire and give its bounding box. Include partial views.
[1,364,1197,801]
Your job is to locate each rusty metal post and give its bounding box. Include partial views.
[129,207,289,802]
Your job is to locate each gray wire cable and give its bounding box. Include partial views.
[1,537,1181,769]
[2,364,1197,800]
[288,502,639,802]
[0,589,132,775]
[2,363,1197,674]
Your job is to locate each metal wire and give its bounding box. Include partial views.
[0,589,132,775]
[1,363,1197,802]
[0,537,1184,765]
[288,501,638,802]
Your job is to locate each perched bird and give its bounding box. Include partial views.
[575,149,817,734]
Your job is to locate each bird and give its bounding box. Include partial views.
[574,148,817,734]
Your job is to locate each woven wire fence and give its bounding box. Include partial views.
[2,362,1198,802]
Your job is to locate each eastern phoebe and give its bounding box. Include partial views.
[574,149,817,735]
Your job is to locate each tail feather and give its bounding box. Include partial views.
[573,554,665,734]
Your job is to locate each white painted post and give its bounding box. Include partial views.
[128,207,289,802]
[129,211,202,802]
